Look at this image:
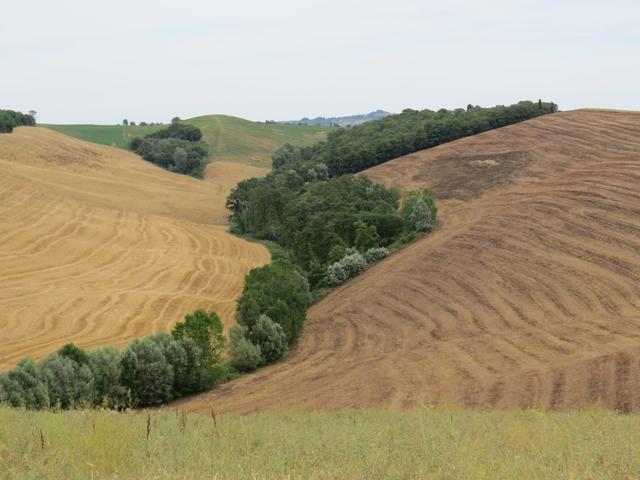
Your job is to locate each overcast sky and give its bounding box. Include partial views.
[2,0,638,124]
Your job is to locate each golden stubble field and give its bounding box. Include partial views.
[0,127,269,370]
[177,109,640,414]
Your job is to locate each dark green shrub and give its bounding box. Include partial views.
[172,310,226,387]
[58,343,89,365]
[87,347,126,408]
[120,337,174,407]
[0,359,48,409]
[40,354,94,409]
[236,260,310,344]
[228,324,262,371]
[250,314,288,364]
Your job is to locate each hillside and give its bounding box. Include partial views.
[0,127,269,371]
[44,115,330,169]
[177,109,640,413]
[186,115,329,168]
[43,123,163,149]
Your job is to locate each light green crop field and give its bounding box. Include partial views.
[1,406,638,479]
[186,115,329,168]
[42,124,164,149]
[43,116,330,168]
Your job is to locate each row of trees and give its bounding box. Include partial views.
[130,123,208,177]
[0,110,36,133]
[123,119,162,127]
[229,260,311,370]
[274,100,558,176]
[0,310,226,409]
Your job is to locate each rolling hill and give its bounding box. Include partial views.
[44,115,330,169]
[42,123,163,149]
[176,109,640,413]
[0,127,269,371]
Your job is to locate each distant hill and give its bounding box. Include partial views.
[286,110,392,127]
[185,115,329,168]
[44,115,331,169]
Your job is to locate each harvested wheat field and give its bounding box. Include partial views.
[203,160,268,197]
[177,109,640,414]
[0,127,269,370]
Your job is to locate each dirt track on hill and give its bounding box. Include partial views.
[176,109,640,413]
[0,128,269,370]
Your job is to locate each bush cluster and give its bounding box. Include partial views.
[230,261,309,371]
[0,310,225,410]
[130,122,208,177]
[0,110,36,133]
[363,247,389,264]
[325,247,390,287]
[326,250,367,286]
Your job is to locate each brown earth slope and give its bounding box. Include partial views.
[177,109,640,413]
[0,128,269,370]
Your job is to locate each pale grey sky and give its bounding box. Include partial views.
[2,0,638,124]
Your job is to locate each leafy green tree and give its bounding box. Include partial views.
[120,337,174,407]
[409,198,431,232]
[250,314,288,364]
[363,247,389,263]
[87,347,127,408]
[236,260,310,344]
[272,143,302,170]
[123,119,129,126]
[228,324,263,371]
[402,189,437,232]
[325,251,367,287]
[1,359,48,409]
[172,310,226,387]
[40,354,95,409]
[147,123,202,142]
[58,343,89,365]
[0,109,36,133]
[354,221,380,252]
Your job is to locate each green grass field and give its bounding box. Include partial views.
[1,406,638,479]
[187,115,329,168]
[43,116,330,168]
[42,124,164,149]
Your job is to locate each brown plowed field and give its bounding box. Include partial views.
[0,128,269,370]
[177,109,640,413]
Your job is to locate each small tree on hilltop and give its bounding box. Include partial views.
[123,119,129,126]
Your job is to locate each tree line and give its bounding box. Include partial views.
[130,122,208,177]
[288,100,558,176]
[0,310,226,409]
[0,110,36,133]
